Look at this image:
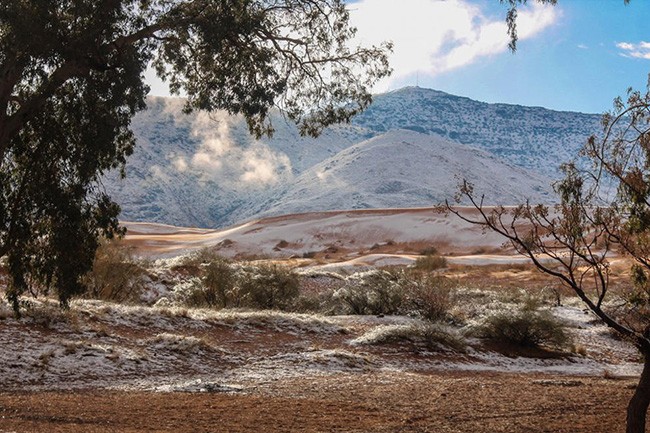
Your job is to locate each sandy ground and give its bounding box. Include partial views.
[0,289,642,432]
[0,372,635,433]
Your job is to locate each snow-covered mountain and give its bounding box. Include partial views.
[352,87,601,178]
[262,130,553,215]
[105,87,602,228]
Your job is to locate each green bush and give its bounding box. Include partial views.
[236,264,300,310]
[334,270,403,315]
[177,259,300,311]
[479,307,570,349]
[183,257,236,308]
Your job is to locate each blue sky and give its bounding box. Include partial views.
[146,0,650,114]
[346,0,650,114]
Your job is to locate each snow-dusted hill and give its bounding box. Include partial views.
[105,87,602,228]
[105,97,371,227]
[262,130,553,215]
[353,87,601,178]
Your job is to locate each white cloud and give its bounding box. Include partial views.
[617,41,650,59]
[349,0,558,90]
[181,108,292,187]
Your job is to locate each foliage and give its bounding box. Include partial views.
[402,272,455,322]
[236,263,300,310]
[179,256,236,309]
[413,254,448,272]
[333,270,404,315]
[177,247,224,268]
[478,305,570,349]
[0,0,391,313]
[82,240,146,303]
[500,0,559,52]
[454,3,648,429]
[351,322,466,352]
[419,246,439,256]
[331,270,456,319]
[448,83,650,353]
[178,260,299,311]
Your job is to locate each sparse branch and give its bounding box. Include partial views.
[446,185,642,346]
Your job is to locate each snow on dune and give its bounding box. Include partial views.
[122,207,515,259]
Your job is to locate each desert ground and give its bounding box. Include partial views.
[0,208,642,432]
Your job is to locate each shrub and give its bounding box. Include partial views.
[351,323,466,352]
[178,247,222,267]
[82,240,146,303]
[195,257,236,308]
[334,270,403,315]
[413,254,447,272]
[236,263,300,310]
[148,333,212,353]
[419,246,439,256]
[174,260,300,311]
[172,247,223,278]
[479,307,570,349]
[403,273,455,322]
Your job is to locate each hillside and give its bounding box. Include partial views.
[262,130,553,215]
[353,87,601,178]
[105,87,601,228]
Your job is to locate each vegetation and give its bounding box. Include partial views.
[402,273,455,322]
[176,257,300,311]
[82,239,146,303]
[413,254,448,272]
[182,256,236,308]
[331,269,456,320]
[333,270,404,315]
[479,305,570,349]
[0,0,391,314]
[352,322,466,352]
[236,263,300,310]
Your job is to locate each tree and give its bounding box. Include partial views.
[0,0,391,314]
[447,1,648,432]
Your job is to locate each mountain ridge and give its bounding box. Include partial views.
[105,86,601,228]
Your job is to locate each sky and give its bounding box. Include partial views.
[146,0,650,115]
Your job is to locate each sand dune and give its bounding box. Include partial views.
[122,206,519,261]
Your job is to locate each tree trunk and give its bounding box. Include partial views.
[627,351,650,433]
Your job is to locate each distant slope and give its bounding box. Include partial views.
[352,87,601,178]
[105,97,370,227]
[263,130,553,215]
[105,87,601,228]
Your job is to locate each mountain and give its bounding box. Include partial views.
[261,130,553,215]
[352,87,601,179]
[105,97,372,227]
[105,87,602,228]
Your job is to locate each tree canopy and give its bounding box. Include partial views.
[0,0,391,312]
